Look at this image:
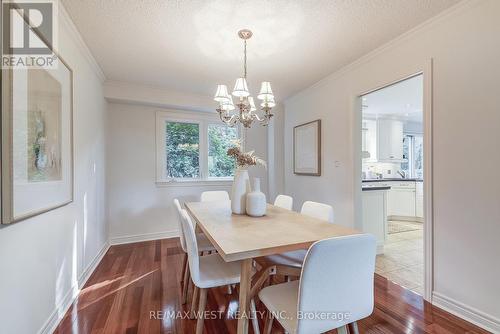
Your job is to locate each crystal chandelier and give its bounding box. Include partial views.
[214,29,275,128]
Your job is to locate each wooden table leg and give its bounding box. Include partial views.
[237,258,253,334]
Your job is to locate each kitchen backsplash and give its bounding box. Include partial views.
[362,161,402,179]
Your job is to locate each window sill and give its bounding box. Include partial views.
[155,179,233,188]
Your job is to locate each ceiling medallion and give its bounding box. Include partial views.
[214,29,275,128]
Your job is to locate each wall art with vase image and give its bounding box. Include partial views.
[1,49,73,224]
[294,119,321,176]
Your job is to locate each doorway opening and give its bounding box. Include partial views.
[360,74,426,296]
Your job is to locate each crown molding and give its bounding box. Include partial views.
[58,1,106,82]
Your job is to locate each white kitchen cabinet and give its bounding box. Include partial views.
[362,119,377,162]
[416,181,424,218]
[377,119,404,162]
[387,181,416,217]
[362,189,387,254]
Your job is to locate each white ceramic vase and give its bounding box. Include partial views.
[246,178,267,217]
[231,169,250,214]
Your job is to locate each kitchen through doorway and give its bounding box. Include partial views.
[360,74,425,296]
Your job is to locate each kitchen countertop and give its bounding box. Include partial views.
[362,186,391,191]
[363,178,423,182]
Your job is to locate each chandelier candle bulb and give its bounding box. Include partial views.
[248,97,257,112]
[261,95,276,108]
[221,97,235,111]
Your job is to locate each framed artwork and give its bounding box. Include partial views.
[293,119,321,176]
[1,33,73,225]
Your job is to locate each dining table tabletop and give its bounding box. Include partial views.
[184,200,361,334]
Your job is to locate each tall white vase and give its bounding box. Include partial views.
[231,169,249,214]
[246,178,267,217]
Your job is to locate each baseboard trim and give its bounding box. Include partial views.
[38,231,178,333]
[110,230,179,245]
[78,241,111,287]
[432,292,500,333]
[39,241,110,334]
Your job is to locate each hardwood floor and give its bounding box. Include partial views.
[54,239,490,334]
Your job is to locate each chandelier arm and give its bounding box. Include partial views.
[218,109,233,124]
[229,115,239,127]
[221,113,238,127]
[252,113,264,122]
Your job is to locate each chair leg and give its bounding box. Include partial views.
[250,299,260,334]
[182,265,190,304]
[196,288,208,334]
[190,286,199,319]
[180,253,187,283]
[348,322,360,334]
[337,325,349,334]
[263,312,273,334]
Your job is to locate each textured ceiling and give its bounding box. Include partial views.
[61,0,459,100]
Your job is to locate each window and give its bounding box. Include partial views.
[165,121,200,178]
[208,124,238,177]
[156,111,241,184]
[414,136,423,178]
[401,134,423,178]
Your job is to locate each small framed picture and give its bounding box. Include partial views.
[293,119,321,176]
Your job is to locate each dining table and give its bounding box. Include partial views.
[185,200,361,334]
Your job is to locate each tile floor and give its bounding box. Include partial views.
[376,221,424,295]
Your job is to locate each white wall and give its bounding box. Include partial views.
[267,104,285,200]
[0,7,107,334]
[283,0,500,330]
[106,102,269,243]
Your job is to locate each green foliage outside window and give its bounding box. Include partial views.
[165,121,238,179]
[208,125,237,177]
[166,122,200,178]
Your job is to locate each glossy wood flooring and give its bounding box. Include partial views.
[54,239,490,334]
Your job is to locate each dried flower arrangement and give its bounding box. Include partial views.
[227,140,266,169]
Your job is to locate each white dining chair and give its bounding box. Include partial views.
[173,199,216,304]
[259,234,376,334]
[200,190,230,202]
[180,209,240,333]
[256,201,334,277]
[274,194,293,210]
[300,200,334,222]
[180,209,261,334]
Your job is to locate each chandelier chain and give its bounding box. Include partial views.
[243,39,247,78]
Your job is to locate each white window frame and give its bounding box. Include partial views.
[155,110,242,186]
